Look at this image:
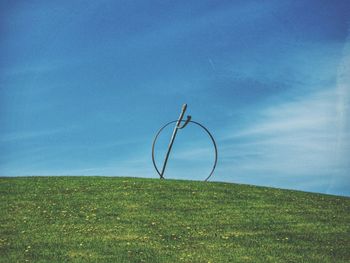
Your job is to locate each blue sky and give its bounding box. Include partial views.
[1,0,349,196]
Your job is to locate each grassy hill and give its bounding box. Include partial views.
[0,176,349,262]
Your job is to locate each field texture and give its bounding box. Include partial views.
[0,176,349,262]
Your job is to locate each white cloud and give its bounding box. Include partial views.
[0,126,79,143]
[219,78,349,194]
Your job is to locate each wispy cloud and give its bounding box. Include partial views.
[0,126,79,143]
[219,83,349,194]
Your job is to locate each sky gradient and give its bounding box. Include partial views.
[1,1,349,196]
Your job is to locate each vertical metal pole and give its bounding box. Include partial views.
[159,104,187,179]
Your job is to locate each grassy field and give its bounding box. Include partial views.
[0,176,349,262]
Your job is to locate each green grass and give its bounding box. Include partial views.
[0,176,349,262]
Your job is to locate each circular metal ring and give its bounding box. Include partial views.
[152,120,218,181]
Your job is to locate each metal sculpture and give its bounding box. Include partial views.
[152,104,218,181]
